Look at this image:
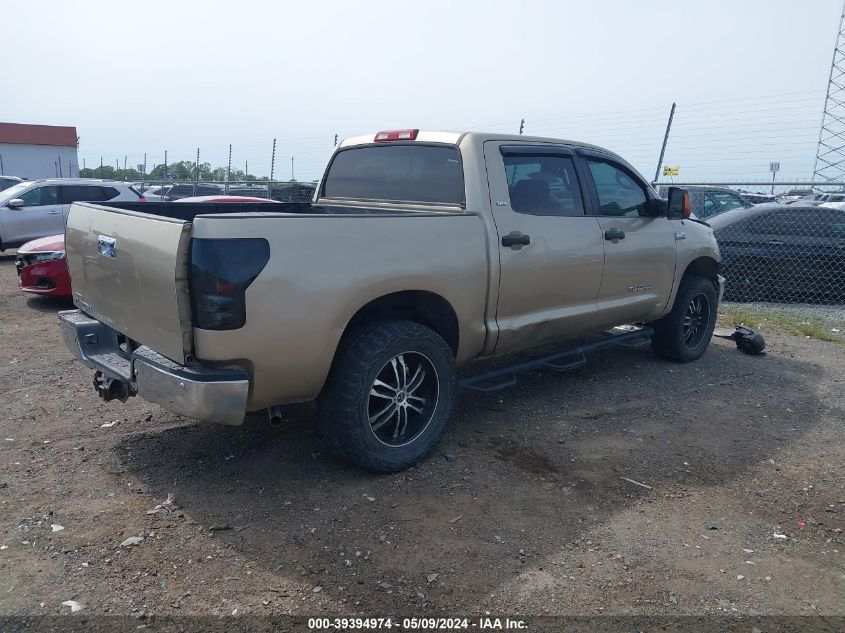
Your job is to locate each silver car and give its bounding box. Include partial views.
[0,178,142,251]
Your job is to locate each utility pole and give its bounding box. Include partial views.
[142,153,147,186]
[58,156,63,178]
[653,102,677,184]
[164,150,168,183]
[123,156,128,180]
[83,158,86,172]
[814,0,845,183]
[193,148,200,196]
[100,157,103,179]
[291,156,295,181]
[269,138,277,189]
[245,160,249,181]
[0,154,4,176]
[519,119,525,135]
[334,133,338,146]
[226,144,232,193]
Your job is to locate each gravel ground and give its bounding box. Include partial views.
[0,254,843,626]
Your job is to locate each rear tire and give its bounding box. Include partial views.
[319,320,455,473]
[651,275,717,362]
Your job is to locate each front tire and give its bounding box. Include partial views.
[319,320,455,472]
[651,275,718,362]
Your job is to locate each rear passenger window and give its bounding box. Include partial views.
[503,155,584,216]
[323,145,463,204]
[586,160,648,217]
[60,185,109,203]
[99,187,120,200]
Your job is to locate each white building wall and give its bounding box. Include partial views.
[0,143,80,180]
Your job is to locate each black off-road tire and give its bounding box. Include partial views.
[319,320,455,473]
[651,274,718,362]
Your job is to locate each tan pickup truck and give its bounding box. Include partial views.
[59,130,723,472]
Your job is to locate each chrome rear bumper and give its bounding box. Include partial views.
[58,309,249,425]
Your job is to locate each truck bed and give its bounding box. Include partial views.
[101,201,451,222]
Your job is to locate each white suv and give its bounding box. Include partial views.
[0,179,142,251]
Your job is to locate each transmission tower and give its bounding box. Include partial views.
[813,1,845,183]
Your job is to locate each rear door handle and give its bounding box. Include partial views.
[47,210,60,215]
[604,229,625,241]
[501,232,530,248]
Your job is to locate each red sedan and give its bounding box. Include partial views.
[16,234,71,299]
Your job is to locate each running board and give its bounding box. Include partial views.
[458,326,654,394]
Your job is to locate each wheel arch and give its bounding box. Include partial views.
[682,256,720,285]
[341,290,460,356]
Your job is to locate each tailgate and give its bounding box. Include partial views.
[65,202,193,363]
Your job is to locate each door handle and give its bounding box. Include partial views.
[501,232,530,248]
[47,210,60,215]
[604,229,625,241]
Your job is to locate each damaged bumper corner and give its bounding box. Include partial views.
[58,309,249,425]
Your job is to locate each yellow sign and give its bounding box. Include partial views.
[663,166,680,176]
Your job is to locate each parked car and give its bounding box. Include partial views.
[0,176,23,192]
[0,179,142,251]
[658,185,752,220]
[711,203,845,302]
[270,182,317,203]
[15,234,71,298]
[59,129,723,472]
[737,191,777,205]
[143,183,222,201]
[225,185,269,199]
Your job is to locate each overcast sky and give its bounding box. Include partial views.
[2,0,841,181]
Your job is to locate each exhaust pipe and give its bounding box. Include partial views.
[267,405,285,427]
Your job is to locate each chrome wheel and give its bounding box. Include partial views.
[368,352,439,447]
[682,293,710,348]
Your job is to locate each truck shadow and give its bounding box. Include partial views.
[113,339,828,612]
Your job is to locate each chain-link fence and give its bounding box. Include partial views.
[655,181,845,305]
[136,180,317,203]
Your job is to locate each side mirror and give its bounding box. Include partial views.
[6,198,24,209]
[666,187,691,220]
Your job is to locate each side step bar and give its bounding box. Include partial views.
[458,326,654,393]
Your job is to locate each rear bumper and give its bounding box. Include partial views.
[58,309,249,425]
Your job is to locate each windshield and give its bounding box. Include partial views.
[0,182,33,203]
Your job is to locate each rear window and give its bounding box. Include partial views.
[322,144,463,204]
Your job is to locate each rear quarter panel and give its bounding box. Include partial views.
[191,212,489,410]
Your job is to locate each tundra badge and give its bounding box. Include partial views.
[97,236,116,258]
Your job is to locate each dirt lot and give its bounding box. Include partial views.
[0,254,843,623]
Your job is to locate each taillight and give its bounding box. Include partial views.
[137,197,148,202]
[374,129,419,142]
[189,238,270,330]
[163,196,171,202]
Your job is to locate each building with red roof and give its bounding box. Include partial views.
[0,122,79,179]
